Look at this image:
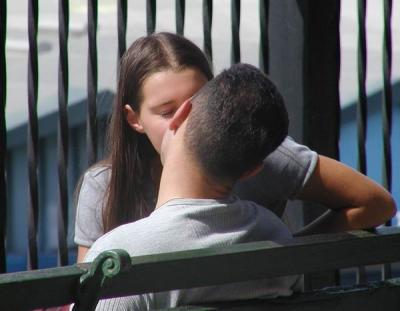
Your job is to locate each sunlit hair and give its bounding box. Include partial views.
[185,63,288,184]
[102,32,213,232]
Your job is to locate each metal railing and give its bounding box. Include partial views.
[0,0,398,290]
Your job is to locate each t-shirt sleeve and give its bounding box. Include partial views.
[267,136,318,198]
[233,137,318,217]
[95,294,152,311]
[74,167,109,247]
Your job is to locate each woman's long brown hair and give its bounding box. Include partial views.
[103,32,213,232]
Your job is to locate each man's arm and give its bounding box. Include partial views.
[294,155,396,236]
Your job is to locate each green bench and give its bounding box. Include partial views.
[1,227,400,310]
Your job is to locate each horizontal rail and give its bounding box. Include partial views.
[0,265,84,309]
[99,227,400,299]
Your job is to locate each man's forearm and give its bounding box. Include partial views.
[293,204,392,237]
[295,155,396,236]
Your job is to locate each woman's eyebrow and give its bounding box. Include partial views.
[150,101,175,109]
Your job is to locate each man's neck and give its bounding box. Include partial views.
[156,148,232,209]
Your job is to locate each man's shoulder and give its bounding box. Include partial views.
[235,199,272,213]
[84,219,150,261]
[236,200,292,232]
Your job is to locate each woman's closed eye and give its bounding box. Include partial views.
[159,110,175,118]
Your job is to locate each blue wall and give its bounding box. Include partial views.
[6,91,113,272]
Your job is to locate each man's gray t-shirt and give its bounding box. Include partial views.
[74,137,318,247]
[85,197,301,310]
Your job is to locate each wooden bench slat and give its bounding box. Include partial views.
[0,265,86,309]
[99,228,400,299]
[159,278,400,311]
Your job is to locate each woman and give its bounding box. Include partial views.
[75,32,396,262]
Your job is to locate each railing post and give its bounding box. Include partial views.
[231,0,240,65]
[57,0,70,267]
[355,0,368,285]
[381,0,393,280]
[87,0,98,167]
[146,0,156,35]
[203,0,213,68]
[0,0,7,274]
[117,0,127,74]
[175,0,185,36]
[259,0,269,74]
[27,0,40,271]
[268,0,341,289]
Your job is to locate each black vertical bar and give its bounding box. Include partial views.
[57,0,69,267]
[357,0,367,175]
[147,0,156,35]
[382,0,393,280]
[87,0,98,166]
[302,2,341,158]
[117,0,127,74]
[355,0,367,285]
[0,0,7,274]
[301,0,341,289]
[27,0,39,270]
[176,0,185,36]
[203,0,213,67]
[300,5,341,285]
[259,0,269,73]
[231,0,240,65]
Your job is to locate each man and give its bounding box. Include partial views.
[85,64,300,309]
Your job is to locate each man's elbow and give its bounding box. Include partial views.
[384,195,397,221]
[371,191,397,225]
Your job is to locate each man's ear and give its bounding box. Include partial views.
[124,105,145,133]
[239,163,264,181]
[169,99,192,131]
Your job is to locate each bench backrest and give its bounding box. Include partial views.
[0,227,399,310]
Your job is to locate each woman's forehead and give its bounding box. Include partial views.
[141,68,208,108]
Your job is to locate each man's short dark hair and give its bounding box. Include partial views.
[185,63,289,183]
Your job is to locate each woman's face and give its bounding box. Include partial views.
[126,68,208,153]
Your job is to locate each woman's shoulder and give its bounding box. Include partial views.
[75,165,109,246]
[85,164,111,178]
[82,164,111,191]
